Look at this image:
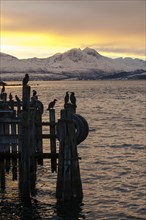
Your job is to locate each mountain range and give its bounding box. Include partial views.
[0,48,145,80]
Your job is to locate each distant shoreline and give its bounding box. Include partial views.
[2,79,146,86]
[3,83,40,87]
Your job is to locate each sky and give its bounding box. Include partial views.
[0,0,145,59]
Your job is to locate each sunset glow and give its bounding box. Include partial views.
[1,0,145,60]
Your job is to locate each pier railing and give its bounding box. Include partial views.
[0,83,89,206]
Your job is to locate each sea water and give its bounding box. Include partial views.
[0,80,145,220]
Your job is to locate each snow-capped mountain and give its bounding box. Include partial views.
[0,48,145,80]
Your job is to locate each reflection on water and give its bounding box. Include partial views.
[0,80,146,219]
[55,201,85,220]
[0,197,85,220]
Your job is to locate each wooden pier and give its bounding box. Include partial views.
[0,81,89,206]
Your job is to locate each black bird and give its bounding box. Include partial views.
[47,99,57,110]
[23,74,29,86]
[32,89,38,100]
[64,91,69,105]
[9,93,13,101]
[1,85,5,93]
[32,90,37,96]
[15,95,21,102]
[70,92,76,106]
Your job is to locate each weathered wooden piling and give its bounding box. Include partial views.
[19,85,31,205]
[4,116,10,173]
[56,103,83,202]
[35,109,43,165]
[19,110,31,205]
[1,93,7,103]
[49,109,57,173]
[11,110,18,180]
[0,121,5,191]
[22,85,30,111]
[29,108,37,194]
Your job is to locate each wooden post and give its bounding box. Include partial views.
[29,108,37,195]
[49,109,57,173]
[4,115,10,173]
[19,111,31,205]
[67,110,83,200]
[1,93,7,102]
[22,86,30,111]
[35,109,43,165]
[11,110,17,180]
[56,110,66,200]
[1,95,11,173]
[56,104,83,202]
[0,122,5,190]
[19,85,31,206]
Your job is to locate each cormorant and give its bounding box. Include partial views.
[64,91,69,105]
[15,95,21,102]
[23,74,29,86]
[47,99,57,110]
[1,85,5,93]
[32,90,37,96]
[9,93,13,101]
[70,92,76,106]
[32,89,38,100]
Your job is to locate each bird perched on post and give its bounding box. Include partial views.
[70,92,76,106]
[22,73,29,86]
[47,99,57,110]
[32,89,38,100]
[1,85,5,94]
[9,93,13,101]
[15,95,21,103]
[64,91,69,105]
[32,90,37,97]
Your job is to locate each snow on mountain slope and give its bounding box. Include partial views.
[114,57,145,71]
[46,48,137,73]
[0,48,145,80]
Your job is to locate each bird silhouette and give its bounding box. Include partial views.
[70,92,76,106]
[64,91,69,105]
[9,93,13,101]
[1,85,5,93]
[32,90,37,96]
[32,89,38,101]
[23,74,29,86]
[15,95,21,102]
[47,99,57,110]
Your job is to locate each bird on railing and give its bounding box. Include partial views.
[70,92,76,106]
[64,91,69,105]
[47,99,57,110]
[22,74,29,86]
[1,85,5,94]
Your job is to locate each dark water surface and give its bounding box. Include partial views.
[0,80,145,219]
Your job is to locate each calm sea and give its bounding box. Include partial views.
[0,80,146,220]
